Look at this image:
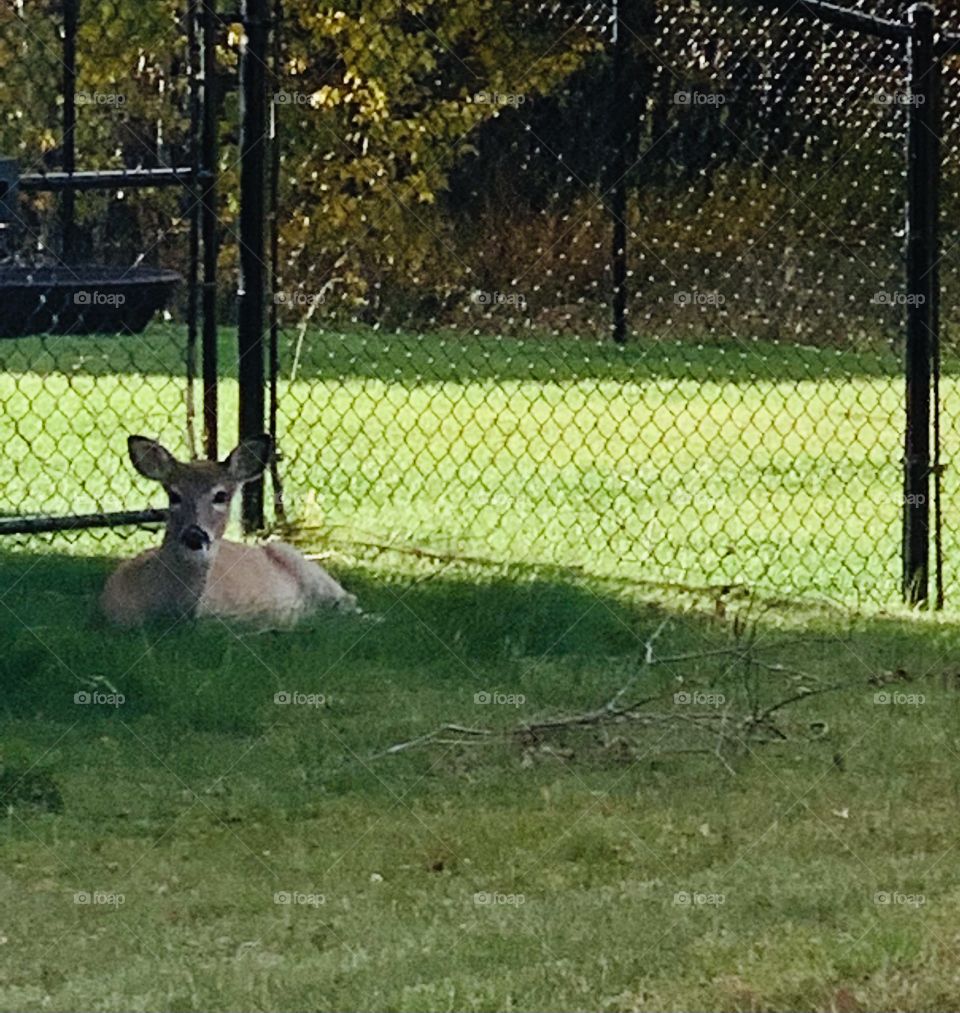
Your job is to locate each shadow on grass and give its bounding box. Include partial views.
[2,550,656,730]
[3,547,957,735]
[5,550,960,1010]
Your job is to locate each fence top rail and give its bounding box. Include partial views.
[731,0,910,42]
[938,31,960,56]
[19,168,196,193]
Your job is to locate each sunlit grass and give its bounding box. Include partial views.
[0,324,953,605]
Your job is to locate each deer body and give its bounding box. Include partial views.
[101,436,356,627]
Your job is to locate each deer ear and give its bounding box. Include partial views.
[224,434,271,483]
[128,436,176,482]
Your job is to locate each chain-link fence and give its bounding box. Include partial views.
[0,0,209,539]
[3,0,959,610]
[265,0,948,607]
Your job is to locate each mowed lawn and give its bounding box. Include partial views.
[1,323,953,604]
[4,327,960,1011]
[5,556,960,1011]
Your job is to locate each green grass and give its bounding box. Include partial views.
[2,323,957,605]
[4,325,960,1010]
[4,551,960,1011]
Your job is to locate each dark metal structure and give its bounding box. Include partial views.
[237,0,270,532]
[2,0,959,609]
[683,0,947,606]
[0,0,221,537]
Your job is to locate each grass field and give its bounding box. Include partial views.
[4,326,960,1011]
[2,323,955,605]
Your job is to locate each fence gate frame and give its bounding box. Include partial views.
[633,0,949,607]
[0,0,221,537]
[246,0,952,605]
[2,0,956,609]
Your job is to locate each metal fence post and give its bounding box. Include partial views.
[268,0,286,521]
[902,2,940,604]
[610,0,628,345]
[61,0,78,262]
[200,0,220,461]
[238,0,269,531]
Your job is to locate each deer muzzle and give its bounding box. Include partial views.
[180,525,212,552]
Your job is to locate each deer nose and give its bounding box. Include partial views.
[180,525,211,552]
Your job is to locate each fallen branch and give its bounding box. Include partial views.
[372,624,857,771]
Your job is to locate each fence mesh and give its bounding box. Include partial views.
[0,0,195,538]
[2,0,957,608]
[269,0,924,605]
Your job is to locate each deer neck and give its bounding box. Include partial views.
[155,532,215,613]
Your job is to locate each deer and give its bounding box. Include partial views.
[100,434,357,627]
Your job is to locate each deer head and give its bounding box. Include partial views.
[128,434,272,565]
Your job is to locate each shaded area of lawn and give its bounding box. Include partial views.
[0,323,915,384]
[3,550,960,1010]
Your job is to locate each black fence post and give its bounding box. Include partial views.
[268,0,286,521]
[186,0,201,459]
[238,0,269,531]
[610,0,628,345]
[200,0,220,461]
[61,0,78,262]
[902,2,940,604]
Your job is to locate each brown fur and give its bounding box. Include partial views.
[100,436,356,626]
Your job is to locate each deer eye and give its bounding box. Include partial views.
[168,490,182,507]
[212,490,229,505]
